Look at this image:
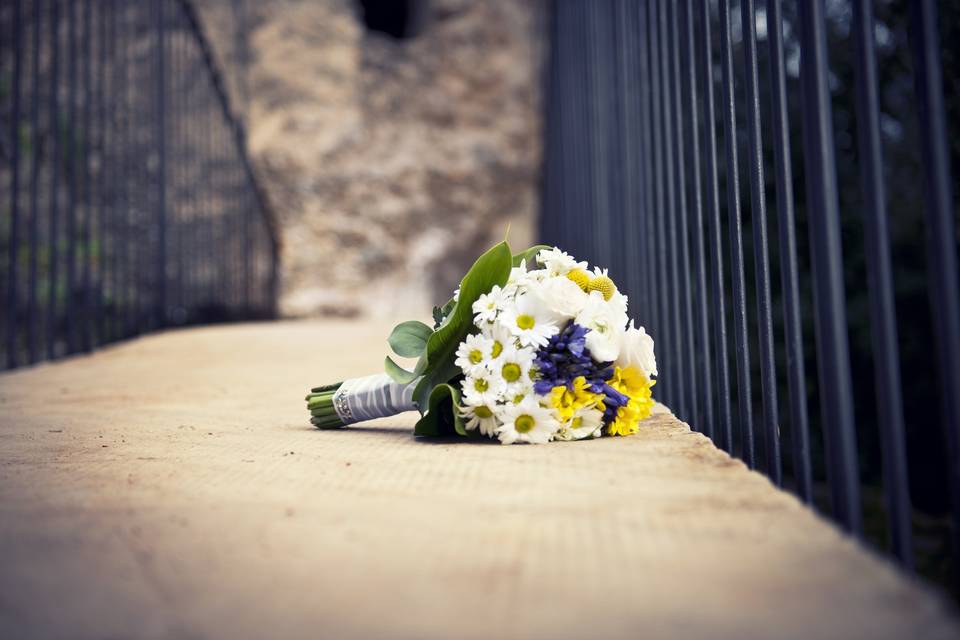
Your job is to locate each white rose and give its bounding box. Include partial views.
[616,320,657,378]
[574,292,626,362]
[535,275,589,319]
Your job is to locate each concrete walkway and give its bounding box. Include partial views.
[1,320,957,639]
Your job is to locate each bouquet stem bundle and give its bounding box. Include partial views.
[305,382,345,429]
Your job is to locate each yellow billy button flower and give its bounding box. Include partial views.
[587,274,617,301]
[566,268,591,292]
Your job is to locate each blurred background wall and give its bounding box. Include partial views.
[196,0,546,319]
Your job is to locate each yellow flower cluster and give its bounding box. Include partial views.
[602,366,655,437]
[548,376,602,422]
[565,269,617,301]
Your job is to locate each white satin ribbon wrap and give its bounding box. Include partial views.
[332,374,419,425]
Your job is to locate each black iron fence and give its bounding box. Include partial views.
[543,0,960,585]
[0,0,278,370]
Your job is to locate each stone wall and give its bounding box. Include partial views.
[197,0,546,318]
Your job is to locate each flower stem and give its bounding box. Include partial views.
[305,382,345,429]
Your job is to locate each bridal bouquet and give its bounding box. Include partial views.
[305,242,657,444]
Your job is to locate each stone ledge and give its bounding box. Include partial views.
[0,320,957,639]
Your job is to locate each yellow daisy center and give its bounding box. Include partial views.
[474,378,489,393]
[474,405,493,419]
[516,314,536,330]
[502,362,522,382]
[469,349,483,365]
[515,415,535,434]
[491,340,503,358]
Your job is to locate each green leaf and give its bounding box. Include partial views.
[512,244,551,268]
[432,297,457,329]
[388,320,433,358]
[384,355,427,385]
[413,383,466,437]
[412,241,513,410]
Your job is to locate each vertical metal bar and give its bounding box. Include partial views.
[66,0,78,353]
[134,1,144,335]
[797,0,861,533]
[617,0,643,325]
[240,125,252,315]
[767,0,812,502]
[154,0,167,329]
[95,0,107,345]
[232,0,249,124]
[108,0,118,340]
[639,0,659,341]
[116,0,129,338]
[648,0,669,409]
[80,0,92,351]
[668,0,697,428]
[27,0,43,364]
[103,0,114,342]
[205,56,215,310]
[172,5,184,320]
[609,0,627,304]
[851,0,912,565]
[659,0,682,416]
[698,0,732,452]
[740,0,780,483]
[5,0,23,369]
[718,0,754,466]
[908,0,960,566]
[46,0,61,360]
[681,0,712,438]
[541,2,561,250]
[635,1,660,338]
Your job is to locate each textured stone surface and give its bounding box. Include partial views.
[1,320,958,639]
[198,0,545,318]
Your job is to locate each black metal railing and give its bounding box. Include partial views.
[1,0,278,370]
[543,0,960,587]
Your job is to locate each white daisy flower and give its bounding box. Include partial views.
[537,247,588,276]
[492,345,536,396]
[496,397,561,445]
[616,320,658,379]
[480,321,516,363]
[455,333,495,375]
[504,260,543,298]
[503,375,535,406]
[461,368,506,407]
[472,284,507,325]
[460,402,500,438]
[575,291,627,362]
[499,293,561,349]
[537,275,589,319]
[555,406,605,441]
